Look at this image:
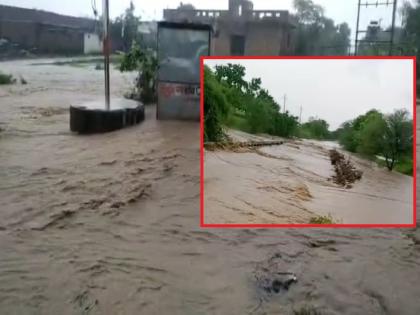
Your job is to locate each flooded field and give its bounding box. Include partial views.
[204,130,413,224]
[0,59,419,314]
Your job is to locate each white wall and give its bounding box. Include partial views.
[83,33,101,54]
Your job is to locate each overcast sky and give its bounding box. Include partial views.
[205,59,414,130]
[0,0,413,43]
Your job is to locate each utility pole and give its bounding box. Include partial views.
[283,94,287,113]
[354,0,361,55]
[389,0,398,55]
[103,0,110,110]
[299,106,302,124]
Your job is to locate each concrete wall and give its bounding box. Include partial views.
[210,18,294,56]
[83,33,101,54]
[0,20,84,54]
[0,5,95,31]
[0,20,38,48]
[245,21,284,55]
[37,26,83,54]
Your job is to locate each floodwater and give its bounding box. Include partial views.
[204,130,413,224]
[0,59,419,315]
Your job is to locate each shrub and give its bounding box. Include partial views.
[309,214,335,224]
[204,66,230,142]
[0,72,15,85]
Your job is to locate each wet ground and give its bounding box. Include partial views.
[204,130,413,224]
[0,59,419,314]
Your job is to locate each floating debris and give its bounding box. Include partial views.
[204,140,284,152]
[329,149,362,187]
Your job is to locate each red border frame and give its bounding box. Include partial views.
[200,55,417,228]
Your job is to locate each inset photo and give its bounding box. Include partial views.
[201,57,416,227]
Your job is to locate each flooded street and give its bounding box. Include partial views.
[204,130,413,224]
[0,59,419,314]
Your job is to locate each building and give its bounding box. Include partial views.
[0,5,101,55]
[163,0,296,56]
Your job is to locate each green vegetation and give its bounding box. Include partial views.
[309,214,335,224]
[204,64,298,142]
[0,72,16,85]
[204,66,231,142]
[338,109,413,173]
[293,306,323,315]
[298,118,331,140]
[293,0,351,55]
[120,43,157,103]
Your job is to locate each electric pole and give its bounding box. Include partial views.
[299,106,302,124]
[103,0,110,110]
[283,94,287,113]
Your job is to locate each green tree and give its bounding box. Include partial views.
[338,108,412,172]
[293,0,351,55]
[120,42,157,103]
[356,111,387,156]
[294,0,324,24]
[401,0,420,56]
[203,66,230,142]
[245,98,272,134]
[381,109,412,170]
[113,1,141,51]
[177,2,196,10]
[215,63,247,90]
[299,117,330,139]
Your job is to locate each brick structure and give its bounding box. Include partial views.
[163,0,296,55]
[0,5,97,54]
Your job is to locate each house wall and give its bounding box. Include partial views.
[163,1,296,56]
[245,21,284,55]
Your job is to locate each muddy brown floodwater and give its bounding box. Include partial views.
[0,59,419,315]
[204,130,413,224]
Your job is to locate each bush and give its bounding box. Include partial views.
[309,214,335,224]
[394,157,413,176]
[0,72,16,85]
[293,306,323,315]
[204,66,230,142]
[120,43,157,103]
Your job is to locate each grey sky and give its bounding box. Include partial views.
[0,0,412,43]
[204,59,414,130]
